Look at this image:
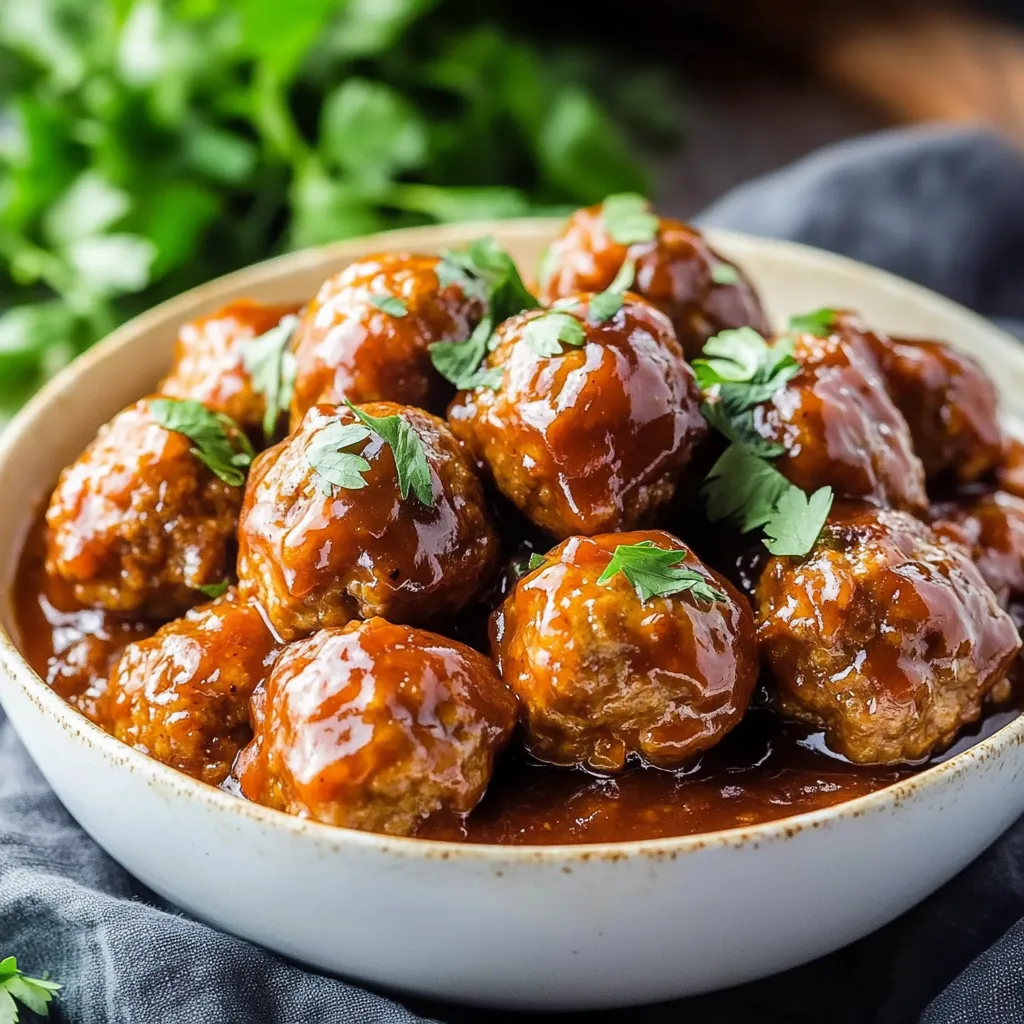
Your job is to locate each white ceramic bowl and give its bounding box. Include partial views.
[2,221,1024,1012]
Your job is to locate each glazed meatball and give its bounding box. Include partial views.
[160,299,302,435]
[756,503,1020,764]
[538,200,768,359]
[492,530,758,774]
[998,432,1024,499]
[749,327,927,512]
[45,398,242,616]
[845,315,1002,483]
[933,490,1024,608]
[290,253,484,426]
[237,401,499,640]
[107,590,278,785]
[448,296,708,539]
[235,618,517,836]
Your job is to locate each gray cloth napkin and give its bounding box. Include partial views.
[5,124,1024,1024]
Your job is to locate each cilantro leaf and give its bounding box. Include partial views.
[600,193,658,245]
[344,400,434,505]
[788,308,837,337]
[711,262,741,286]
[150,398,254,487]
[701,398,784,457]
[763,486,834,556]
[588,258,635,323]
[703,445,831,556]
[196,579,230,599]
[369,294,408,317]
[0,958,60,1022]
[702,444,792,532]
[242,314,300,441]
[431,237,538,388]
[305,421,374,496]
[597,540,726,605]
[522,311,586,357]
[527,553,546,571]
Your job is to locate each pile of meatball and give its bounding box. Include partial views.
[39,199,1024,838]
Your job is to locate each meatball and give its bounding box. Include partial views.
[107,590,278,785]
[235,618,517,836]
[448,296,707,539]
[848,316,1002,483]
[998,432,1024,499]
[45,398,242,616]
[237,401,499,640]
[756,503,1020,764]
[933,490,1024,608]
[537,200,768,359]
[750,327,927,513]
[160,299,302,435]
[491,530,758,774]
[290,253,484,426]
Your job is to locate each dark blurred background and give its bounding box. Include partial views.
[2,0,1022,417]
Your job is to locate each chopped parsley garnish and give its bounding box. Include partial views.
[195,579,230,599]
[0,956,60,1022]
[788,307,837,337]
[695,329,833,556]
[600,193,658,245]
[242,314,300,441]
[305,421,374,496]
[150,398,254,487]
[429,236,538,389]
[588,258,636,323]
[527,552,546,571]
[710,262,741,286]
[369,294,408,317]
[345,400,433,506]
[597,541,726,605]
[522,310,587,357]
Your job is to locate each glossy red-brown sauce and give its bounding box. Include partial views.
[17,513,1020,844]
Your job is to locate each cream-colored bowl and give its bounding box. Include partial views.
[2,222,1023,1011]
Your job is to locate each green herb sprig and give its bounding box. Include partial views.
[600,194,658,245]
[242,314,300,441]
[788,308,837,337]
[0,956,60,1023]
[711,262,741,286]
[429,236,539,390]
[195,579,231,599]
[695,329,833,556]
[150,398,254,487]
[598,541,725,604]
[522,311,586,357]
[588,258,636,323]
[369,294,408,317]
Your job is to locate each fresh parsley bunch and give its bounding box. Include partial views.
[0,0,679,421]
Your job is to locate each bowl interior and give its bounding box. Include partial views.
[2,218,1024,851]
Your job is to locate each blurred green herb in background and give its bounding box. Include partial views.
[0,0,682,419]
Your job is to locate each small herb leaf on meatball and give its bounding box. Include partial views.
[787,307,837,337]
[597,540,727,604]
[587,258,636,323]
[599,193,658,245]
[305,421,374,495]
[241,313,300,441]
[345,400,433,506]
[369,294,408,317]
[149,397,255,486]
[522,310,586,357]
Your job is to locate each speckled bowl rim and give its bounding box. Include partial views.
[3,218,1023,863]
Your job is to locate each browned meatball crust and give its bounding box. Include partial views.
[237,401,499,640]
[290,254,484,426]
[538,201,768,359]
[160,299,302,434]
[45,398,242,617]
[756,503,1020,764]
[933,490,1024,608]
[448,296,707,539]
[235,618,517,836]
[998,432,1024,499]
[750,328,928,513]
[491,530,758,774]
[107,590,278,785]
[839,314,1002,483]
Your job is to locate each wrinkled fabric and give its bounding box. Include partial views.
[4,124,1024,1023]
